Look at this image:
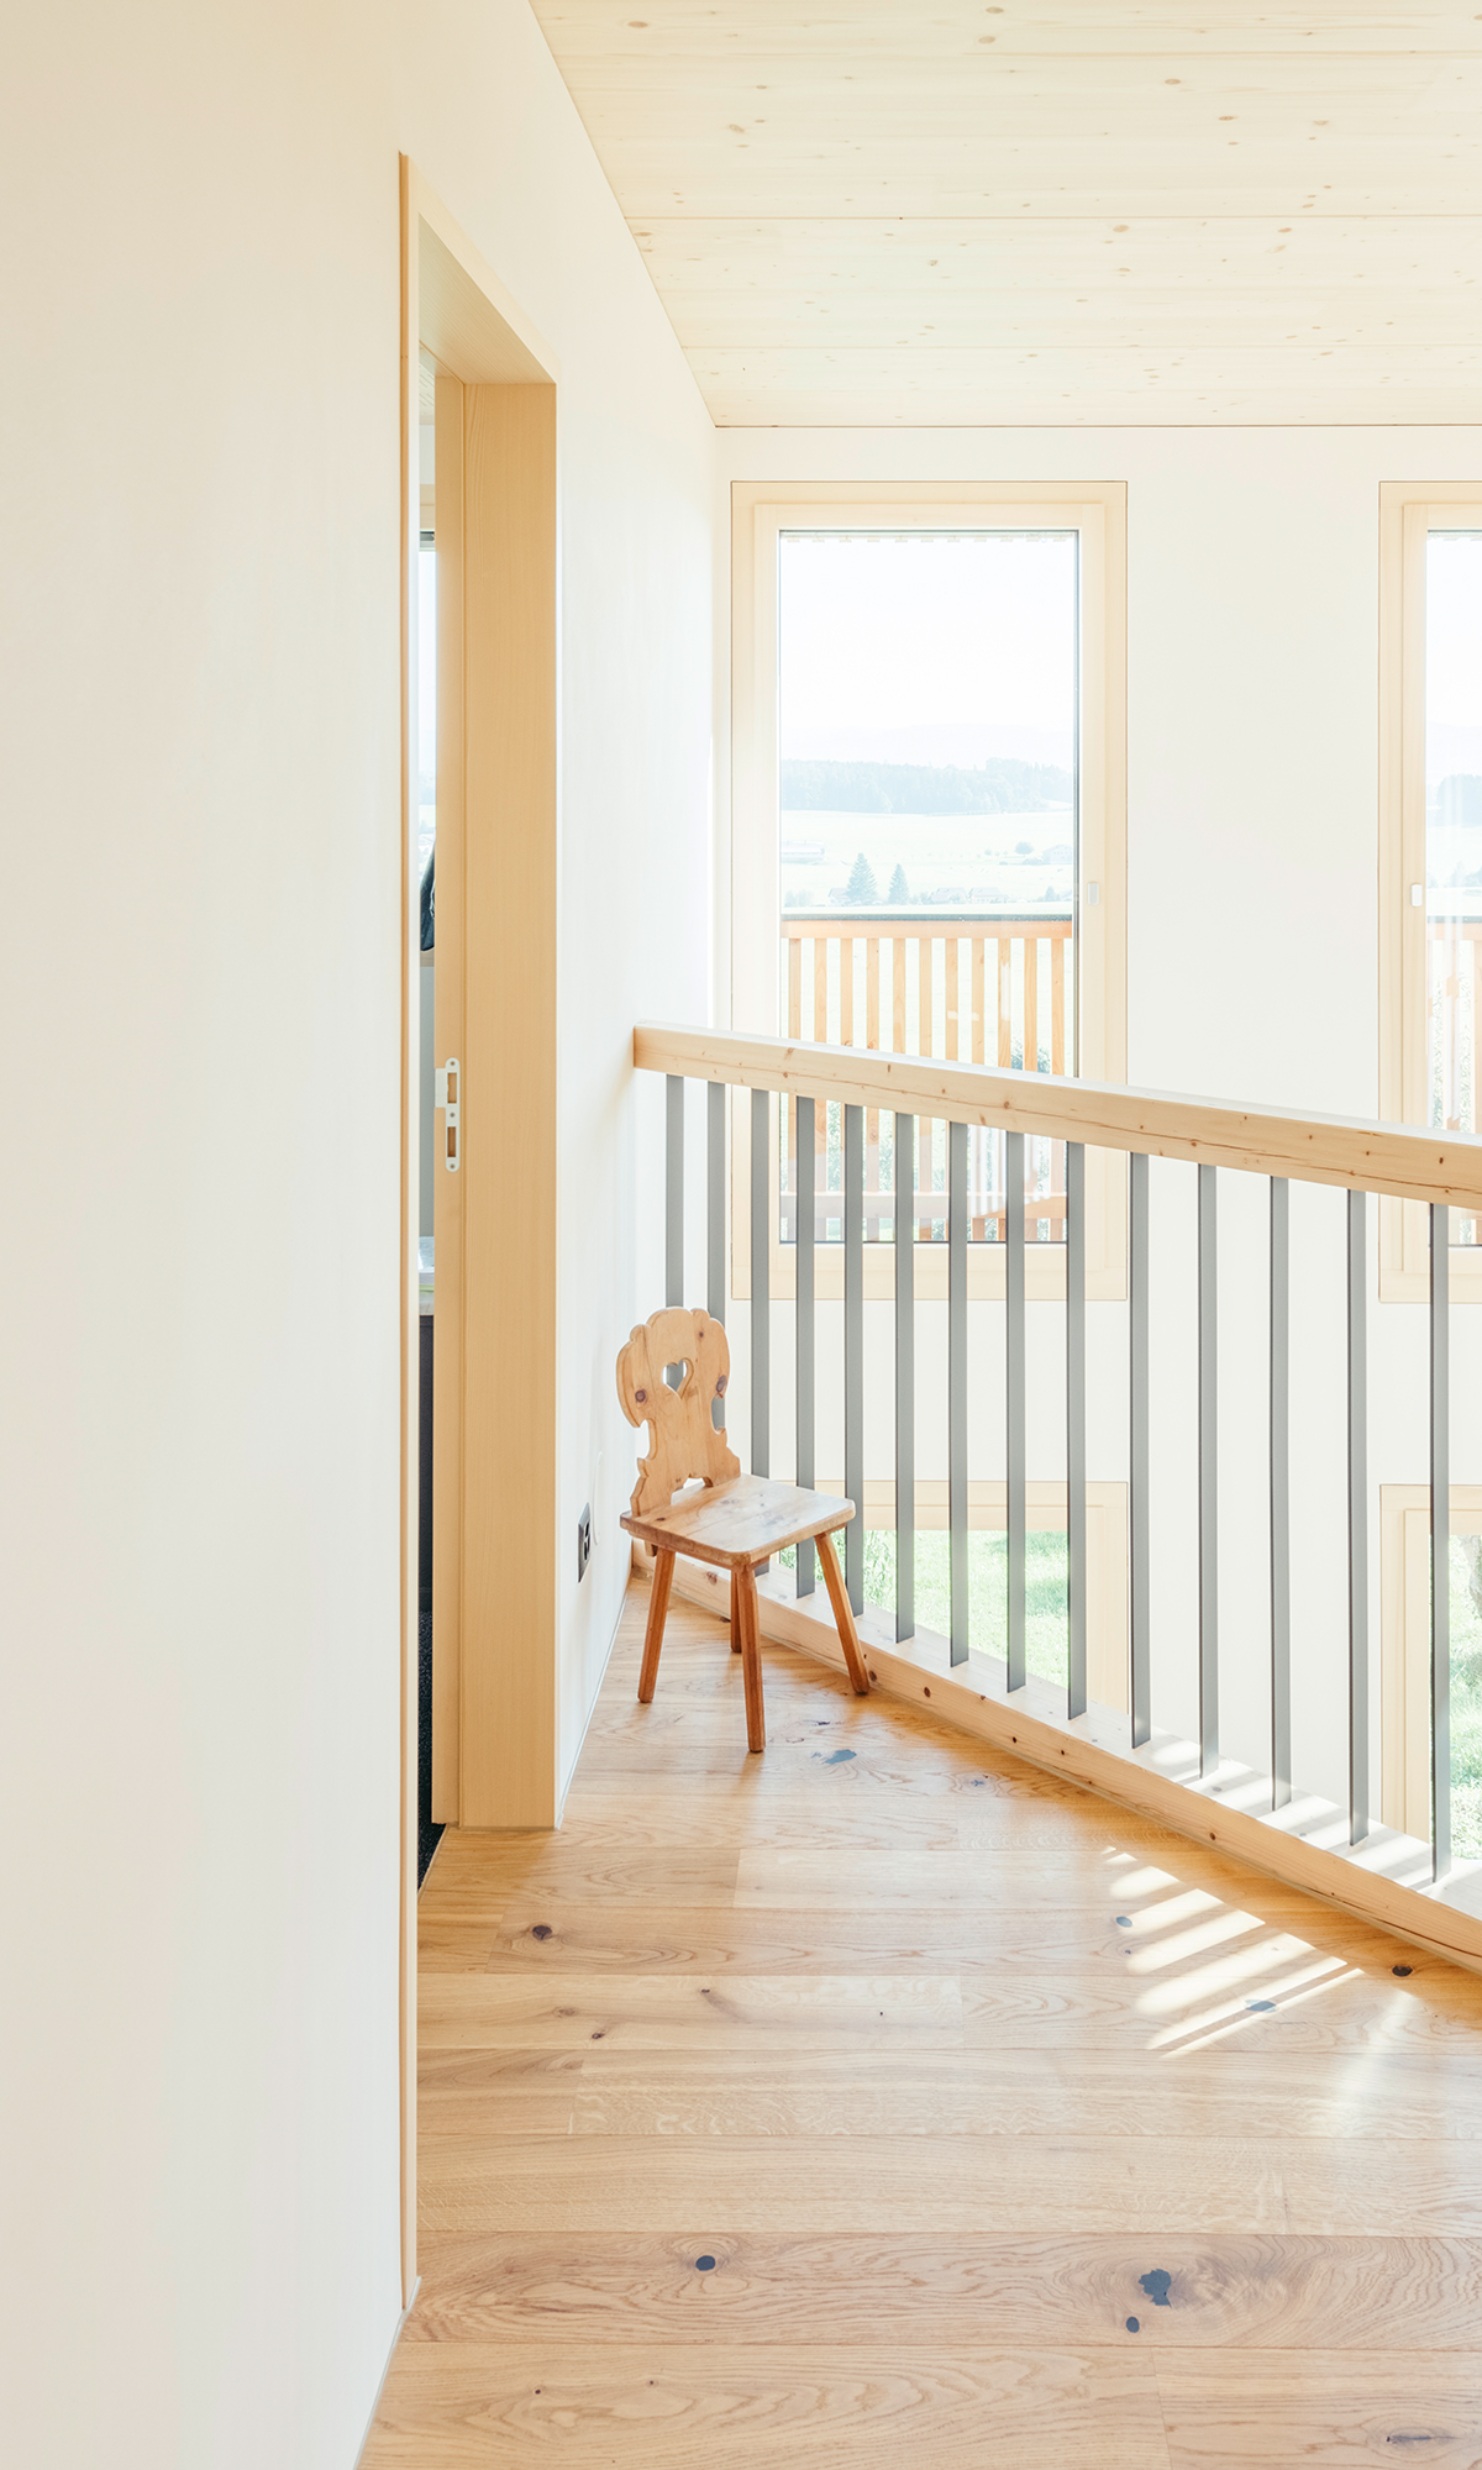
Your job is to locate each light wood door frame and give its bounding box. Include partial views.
[399,158,559,2303]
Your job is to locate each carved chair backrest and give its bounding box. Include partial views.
[615,1307,741,1518]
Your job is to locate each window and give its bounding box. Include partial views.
[783,1478,1129,1708]
[1379,484,1482,1297]
[1381,1486,1482,1856]
[731,483,1126,1300]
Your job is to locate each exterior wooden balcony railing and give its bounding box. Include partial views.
[781,909,1074,1244]
[1430,912,1482,1138]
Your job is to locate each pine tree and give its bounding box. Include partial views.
[844,851,878,904]
[887,863,910,905]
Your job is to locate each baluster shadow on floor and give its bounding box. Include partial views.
[364,1572,1482,2469]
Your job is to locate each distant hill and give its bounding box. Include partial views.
[781,757,1073,815]
[1432,774,1482,828]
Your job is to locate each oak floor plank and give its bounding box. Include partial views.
[415,2130,1482,2240]
[361,2342,1169,2469]
[552,1785,1185,1851]
[421,1847,743,1912]
[401,2231,1482,2354]
[367,1575,1482,2464]
[730,1841,1432,1918]
[415,2130,1293,2238]
[1155,2349,1482,2465]
[475,1901,1423,1985]
[550,2045,1482,2143]
[419,1971,965,2052]
[958,1970,1482,2052]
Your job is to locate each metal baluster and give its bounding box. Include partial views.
[665,1075,685,1389]
[707,1080,725,1328]
[1432,1201,1451,1880]
[1269,1179,1290,1808]
[1066,1142,1087,1719]
[1006,1128,1026,1692]
[844,1103,864,1614]
[1130,1150,1151,1748]
[1198,1164,1219,1774]
[896,1112,915,1643]
[949,1118,969,1666]
[750,1087,769,1478]
[1347,1188,1369,1843]
[796,1096,816,1597]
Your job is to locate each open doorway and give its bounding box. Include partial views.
[399,160,560,2303]
[416,367,440,1886]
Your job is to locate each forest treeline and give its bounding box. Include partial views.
[781,757,1073,815]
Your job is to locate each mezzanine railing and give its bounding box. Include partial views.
[639,1021,1482,1962]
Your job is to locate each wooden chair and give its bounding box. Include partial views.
[617,1306,870,1752]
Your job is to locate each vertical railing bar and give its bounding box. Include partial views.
[1347,1187,1369,1844]
[750,1086,770,1480]
[1129,1150,1151,1749]
[896,1111,915,1644]
[796,1097,816,1598]
[707,1080,725,1327]
[1198,1163,1219,1775]
[1269,1178,1291,1809]
[949,1117,969,1666]
[1066,1141,1087,1719]
[1432,1200,1451,1882]
[1071,534,1082,1077]
[844,1102,864,1614]
[665,1074,684,1306]
[1006,1128,1026,1692]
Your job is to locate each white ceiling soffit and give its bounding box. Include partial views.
[530,0,1482,426]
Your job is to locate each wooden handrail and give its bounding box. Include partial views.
[781,912,1073,933]
[634,1022,1482,1211]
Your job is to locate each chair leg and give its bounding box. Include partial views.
[734,1562,765,1753]
[820,1530,871,1696]
[730,1577,744,1653]
[637,1550,676,1704]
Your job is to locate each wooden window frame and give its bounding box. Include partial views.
[1380,1482,1480,1839]
[1378,482,1482,1301]
[730,481,1127,1304]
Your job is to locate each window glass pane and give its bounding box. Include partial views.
[1451,1533,1482,1860]
[781,1527,1070,1688]
[775,527,1078,1246]
[1425,532,1482,1242]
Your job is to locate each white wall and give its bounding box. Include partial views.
[0,6,712,2466]
[716,429,1482,1801]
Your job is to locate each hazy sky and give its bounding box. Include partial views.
[779,528,1077,767]
[1428,532,1482,752]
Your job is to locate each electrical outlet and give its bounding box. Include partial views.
[576,1503,592,1583]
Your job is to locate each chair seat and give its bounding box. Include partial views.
[622,1474,853,1571]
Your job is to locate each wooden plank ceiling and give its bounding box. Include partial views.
[529,0,1482,424]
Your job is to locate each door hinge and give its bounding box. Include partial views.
[434,1057,461,1172]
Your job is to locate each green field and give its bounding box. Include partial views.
[1449,1535,1482,1858]
[785,1528,1071,1687]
